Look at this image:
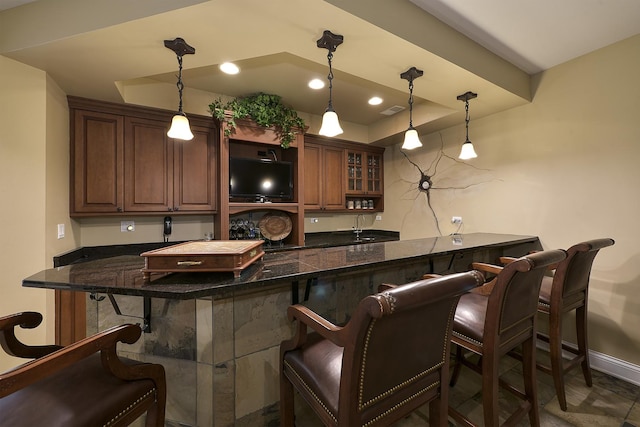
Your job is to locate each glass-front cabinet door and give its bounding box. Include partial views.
[346,150,383,195]
[366,152,382,194]
[346,150,363,193]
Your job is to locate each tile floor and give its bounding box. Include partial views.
[292,349,640,426]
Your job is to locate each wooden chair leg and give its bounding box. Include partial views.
[576,305,593,387]
[449,344,464,387]
[522,337,540,426]
[548,310,568,411]
[481,352,500,427]
[280,373,295,427]
[429,397,448,427]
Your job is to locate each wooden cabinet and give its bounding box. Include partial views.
[72,109,124,213]
[346,149,383,195]
[303,135,384,213]
[69,97,217,216]
[304,140,345,211]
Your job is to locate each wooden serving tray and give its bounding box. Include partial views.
[140,240,264,280]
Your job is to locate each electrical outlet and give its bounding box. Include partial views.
[375,215,382,221]
[310,218,319,223]
[451,216,463,225]
[57,224,65,239]
[121,221,135,232]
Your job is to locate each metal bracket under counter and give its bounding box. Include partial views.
[291,277,317,305]
[90,293,152,333]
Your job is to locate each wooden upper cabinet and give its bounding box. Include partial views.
[346,149,384,196]
[124,116,172,212]
[173,124,217,212]
[71,109,124,214]
[304,135,384,212]
[304,142,345,210]
[69,96,218,217]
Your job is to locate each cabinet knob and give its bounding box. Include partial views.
[117,207,122,212]
[168,207,173,212]
[174,206,179,211]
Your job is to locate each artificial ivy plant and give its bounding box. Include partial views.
[208,92,306,149]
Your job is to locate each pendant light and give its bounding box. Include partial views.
[400,67,424,150]
[165,37,195,141]
[457,91,478,159]
[317,30,344,137]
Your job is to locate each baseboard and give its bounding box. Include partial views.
[537,341,640,387]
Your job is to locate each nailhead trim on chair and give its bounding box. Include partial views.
[103,388,156,427]
[362,381,439,427]
[452,331,484,348]
[380,292,397,313]
[358,304,456,410]
[283,360,338,423]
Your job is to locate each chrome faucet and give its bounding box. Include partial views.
[353,214,365,241]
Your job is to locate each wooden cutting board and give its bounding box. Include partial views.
[140,240,264,280]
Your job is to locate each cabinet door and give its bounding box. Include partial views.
[173,124,217,212]
[304,144,322,209]
[304,144,345,210]
[124,116,173,212]
[322,146,345,209]
[346,150,364,194]
[72,110,124,214]
[365,152,383,194]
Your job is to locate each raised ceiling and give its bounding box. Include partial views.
[1,0,638,146]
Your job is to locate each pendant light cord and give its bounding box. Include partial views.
[464,100,470,142]
[175,55,185,114]
[407,79,414,128]
[326,51,334,110]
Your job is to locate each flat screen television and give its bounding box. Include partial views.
[229,157,293,201]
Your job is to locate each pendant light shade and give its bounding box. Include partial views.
[319,108,343,137]
[317,30,344,137]
[167,114,194,140]
[164,37,195,141]
[457,91,478,159]
[402,128,422,150]
[400,67,424,150]
[459,140,478,159]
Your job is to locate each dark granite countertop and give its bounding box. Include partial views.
[53,230,400,266]
[26,233,539,300]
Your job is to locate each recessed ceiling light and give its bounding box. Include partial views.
[219,62,240,75]
[308,78,325,90]
[368,97,383,105]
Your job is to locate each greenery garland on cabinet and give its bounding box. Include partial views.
[208,92,306,148]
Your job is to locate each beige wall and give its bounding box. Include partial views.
[382,34,640,365]
[0,57,76,370]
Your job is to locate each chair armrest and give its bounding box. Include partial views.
[283,304,345,350]
[470,262,504,275]
[0,324,149,399]
[498,256,517,265]
[0,312,61,359]
[378,274,442,293]
[499,256,559,271]
[377,283,397,292]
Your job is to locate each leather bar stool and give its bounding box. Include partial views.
[0,311,166,427]
[280,271,484,427]
[502,238,615,411]
[448,249,567,427]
